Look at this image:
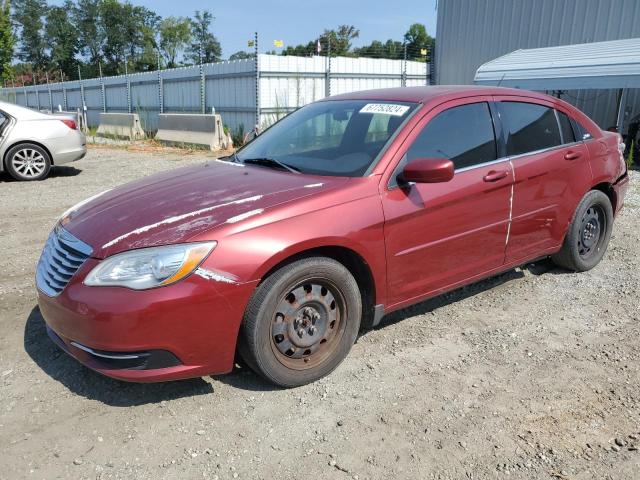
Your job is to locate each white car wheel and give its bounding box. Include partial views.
[5,144,51,181]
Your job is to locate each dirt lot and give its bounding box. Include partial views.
[0,147,638,480]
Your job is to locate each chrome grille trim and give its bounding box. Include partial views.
[36,225,92,297]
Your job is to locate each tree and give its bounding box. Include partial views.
[186,10,221,64]
[12,0,48,71]
[73,0,105,70]
[0,0,14,81]
[46,1,78,78]
[229,50,254,61]
[99,0,159,74]
[324,25,359,56]
[354,39,404,59]
[404,23,434,61]
[159,16,192,68]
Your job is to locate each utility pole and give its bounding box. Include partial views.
[157,50,163,114]
[22,78,28,108]
[34,71,41,111]
[124,55,131,114]
[199,45,205,114]
[402,43,407,87]
[78,65,86,112]
[60,69,68,110]
[254,31,260,129]
[45,71,53,111]
[325,37,331,97]
[99,62,106,112]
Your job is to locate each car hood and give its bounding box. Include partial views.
[61,160,347,258]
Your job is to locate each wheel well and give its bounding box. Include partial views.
[259,246,377,330]
[3,140,54,170]
[592,182,616,212]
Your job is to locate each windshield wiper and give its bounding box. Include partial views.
[219,151,241,163]
[242,157,300,174]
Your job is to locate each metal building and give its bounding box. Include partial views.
[435,0,640,129]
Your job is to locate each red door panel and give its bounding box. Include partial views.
[382,163,513,307]
[493,96,593,264]
[379,96,512,309]
[506,144,590,262]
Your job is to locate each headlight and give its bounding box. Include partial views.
[84,242,216,289]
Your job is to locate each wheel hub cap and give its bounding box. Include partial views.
[12,148,45,178]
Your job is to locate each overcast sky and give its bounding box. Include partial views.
[55,0,439,57]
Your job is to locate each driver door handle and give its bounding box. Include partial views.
[483,170,509,182]
[564,151,582,161]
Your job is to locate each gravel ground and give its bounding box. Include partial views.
[0,147,638,480]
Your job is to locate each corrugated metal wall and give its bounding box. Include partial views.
[0,55,428,133]
[435,0,640,129]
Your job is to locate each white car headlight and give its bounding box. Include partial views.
[84,242,217,289]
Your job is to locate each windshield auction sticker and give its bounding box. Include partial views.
[359,103,410,116]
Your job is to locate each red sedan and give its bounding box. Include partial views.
[36,86,629,387]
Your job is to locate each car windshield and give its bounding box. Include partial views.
[236,100,418,177]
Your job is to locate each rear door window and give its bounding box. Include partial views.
[498,102,561,156]
[407,102,497,170]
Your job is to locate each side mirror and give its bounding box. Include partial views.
[400,157,455,184]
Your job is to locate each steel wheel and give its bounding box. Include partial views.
[577,204,606,259]
[12,148,47,178]
[552,190,613,272]
[239,257,362,387]
[270,279,346,370]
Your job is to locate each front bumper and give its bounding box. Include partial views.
[37,258,258,382]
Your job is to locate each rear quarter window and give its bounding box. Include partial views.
[557,111,576,144]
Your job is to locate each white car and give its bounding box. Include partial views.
[0,101,86,181]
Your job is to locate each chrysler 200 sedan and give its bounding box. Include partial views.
[36,86,629,387]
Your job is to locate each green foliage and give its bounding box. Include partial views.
[627,140,635,170]
[403,23,434,61]
[186,10,221,64]
[159,16,192,68]
[99,0,160,74]
[73,0,103,67]
[12,0,48,69]
[353,39,404,59]
[0,0,14,80]
[231,124,245,148]
[46,2,78,75]
[324,25,359,56]
[229,50,254,61]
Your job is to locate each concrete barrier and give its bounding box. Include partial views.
[155,113,232,150]
[97,113,145,140]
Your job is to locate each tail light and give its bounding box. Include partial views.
[60,119,77,130]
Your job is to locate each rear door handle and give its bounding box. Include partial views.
[564,151,582,160]
[483,170,509,182]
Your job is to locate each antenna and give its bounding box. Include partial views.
[496,73,506,88]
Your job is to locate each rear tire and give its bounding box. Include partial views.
[238,257,362,387]
[552,190,613,272]
[5,143,52,181]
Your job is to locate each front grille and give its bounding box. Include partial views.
[36,225,92,296]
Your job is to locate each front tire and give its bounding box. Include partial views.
[239,257,362,387]
[552,190,613,272]
[5,143,52,181]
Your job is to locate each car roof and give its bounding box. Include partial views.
[322,85,552,104]
[0,101,53,119]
